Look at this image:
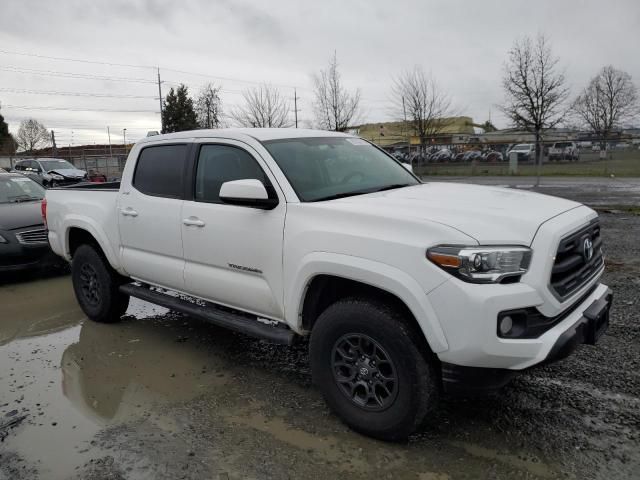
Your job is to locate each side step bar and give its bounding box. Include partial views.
[120,283,295,345]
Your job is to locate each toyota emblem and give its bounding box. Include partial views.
[583,237,594,261]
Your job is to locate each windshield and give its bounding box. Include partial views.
[512,144,531,151]
[262,137,419,202]
[0,176,46,203]
[40,160,76,171]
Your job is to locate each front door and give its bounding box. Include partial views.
[181,141,286,319]
[118,143,188,291]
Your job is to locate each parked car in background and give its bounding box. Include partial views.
[507,144,536,162]
[430,148,453,162]
[0,172,53,272]
[482,150,504,162]
[13,158,87,187]
[462,150,483,162]
[549,142,579,161]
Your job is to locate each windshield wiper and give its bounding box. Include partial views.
[311,190,372,202]
[311,184,414,202]
[11,196,40,203]
[369,183,414,193]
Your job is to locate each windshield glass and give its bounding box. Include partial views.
[0,176,46,203]
[262,137,419,202]
[512,144,530,151]
[40,159,75,171]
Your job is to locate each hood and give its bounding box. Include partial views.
[0,201,44,230]
[50,168,86,179]
[316,182,581,244]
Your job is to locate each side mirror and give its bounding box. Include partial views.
[219,179,278,210]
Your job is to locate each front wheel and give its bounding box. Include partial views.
[310,298,439,441]
[72,244,129,323]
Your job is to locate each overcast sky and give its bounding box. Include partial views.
[1,0,638,145]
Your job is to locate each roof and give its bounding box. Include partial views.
[137,128,352,144]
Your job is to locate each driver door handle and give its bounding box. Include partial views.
[183,217,205,227]
[121,207,138,217]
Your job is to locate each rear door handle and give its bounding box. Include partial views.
[183,217,205,227]
[121,207,138,217]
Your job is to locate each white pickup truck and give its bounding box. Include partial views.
[45,128,612,440]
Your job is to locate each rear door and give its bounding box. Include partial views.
[181,141,286,319]
[118,143,189,291]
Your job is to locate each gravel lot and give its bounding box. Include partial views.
[1,179,638,480]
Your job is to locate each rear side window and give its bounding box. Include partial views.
[133,144,187,198]
[194,145,269,203]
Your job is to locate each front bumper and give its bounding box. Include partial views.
[429,275,611,369]
[0,232,52,272]
[438,286,612,393]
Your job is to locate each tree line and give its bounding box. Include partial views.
[1,37,638,156]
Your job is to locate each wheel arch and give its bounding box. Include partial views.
[65,220,124,275]
[288,253,448,353]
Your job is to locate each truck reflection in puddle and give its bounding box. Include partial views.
[60,311,230,423]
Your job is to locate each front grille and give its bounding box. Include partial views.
[15,228,49,245]
[550,219,603,300]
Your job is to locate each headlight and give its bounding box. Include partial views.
[427,245,532,283]
[51,174,64,180]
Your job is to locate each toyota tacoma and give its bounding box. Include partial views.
[45,129,612,440]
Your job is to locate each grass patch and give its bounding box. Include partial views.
[594,205,640,215]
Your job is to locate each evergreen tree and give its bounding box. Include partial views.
[162,85,198,133]
[0,111,15,154]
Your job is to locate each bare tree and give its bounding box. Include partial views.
[229,84,291,128]
[391,66,454,147]
[196,82,224,129]
[16,118,50,154]
[572,66,638,147]
[499,34,569,185]
[312,52,361,131]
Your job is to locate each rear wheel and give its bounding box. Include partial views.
[72,244,129,323]
[310,298,439,441]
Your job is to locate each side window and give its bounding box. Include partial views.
[195,145,269,203]
[133,144,187,198]
[14,162,24,171]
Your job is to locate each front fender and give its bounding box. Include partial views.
[286,252,449,353]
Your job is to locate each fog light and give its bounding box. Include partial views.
[499,315,513,336]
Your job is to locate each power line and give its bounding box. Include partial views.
[0,49,309,91]
[3,104,157,113]
[0,66,157,84]
[0,49,156,70]
[0,87,156,99]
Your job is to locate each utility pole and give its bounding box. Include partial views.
[107,126,113,160]
[293,88,300,128]
[157,67,164,133]
[51,130,57,157]
[402,96,409,159]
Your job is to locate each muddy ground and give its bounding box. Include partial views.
[1,179,639,480]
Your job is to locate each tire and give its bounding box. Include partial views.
[72,244,129,323]
[310,298,439,441]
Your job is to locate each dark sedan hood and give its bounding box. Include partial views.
[0,201,44,230]
[50,168,86,179]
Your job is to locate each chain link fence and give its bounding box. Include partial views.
[0,145,129,180]
[383,137,640,177]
